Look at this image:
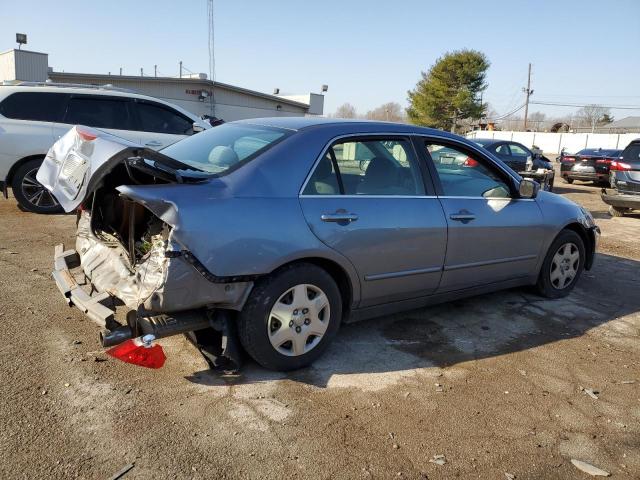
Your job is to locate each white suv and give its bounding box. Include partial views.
[0,83,210,213]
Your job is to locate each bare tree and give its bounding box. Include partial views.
[333,103,358,119]
[527,111,546,131]
[576,104,611,133]
[365,102,405,122]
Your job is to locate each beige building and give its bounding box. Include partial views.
[1,48,324,121]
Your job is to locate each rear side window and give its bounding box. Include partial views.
[0,92,67,122]
[303,138,425,196]
[135,101,194,135]
[64,96,132,130]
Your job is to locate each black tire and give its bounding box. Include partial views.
[11,158,62,214]
[563,177,574,184]
[536,230,585,299]
[238,263,342,371]
[609,205,627,217]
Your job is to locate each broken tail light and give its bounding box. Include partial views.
[596,158,612,164]
[106,335,166,369]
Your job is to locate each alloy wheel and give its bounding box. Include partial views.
[21,168,59,209]
[267,283,330,356]
[550,242,580,289]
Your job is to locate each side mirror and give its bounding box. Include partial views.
[519,178,539,199]
[192,123,205,134]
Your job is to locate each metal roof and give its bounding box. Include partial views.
[604,116,640,128]
[47,71,310,109]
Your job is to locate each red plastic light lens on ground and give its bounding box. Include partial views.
[106,337,166,369]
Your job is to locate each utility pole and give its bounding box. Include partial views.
[154,65,157,77]
[179,61,183,79]
[523,63,534,131]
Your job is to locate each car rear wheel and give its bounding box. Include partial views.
[536,230,585,298]
[609,205,628,217]
[11,158,62,214]
[238,263,342,371]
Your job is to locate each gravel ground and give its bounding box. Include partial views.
[1,167,639,479]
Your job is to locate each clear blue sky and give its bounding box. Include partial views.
[2,0,639,119]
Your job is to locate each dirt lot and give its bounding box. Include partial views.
[1,170,639,479]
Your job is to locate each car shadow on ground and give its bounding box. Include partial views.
[552,184,601,195]
[185,253,639,388]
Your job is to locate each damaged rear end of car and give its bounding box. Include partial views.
[40,126,254,370]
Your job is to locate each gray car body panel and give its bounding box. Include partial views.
[39,117,596,317]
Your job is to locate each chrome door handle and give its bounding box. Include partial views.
[449,211,476,223]
[145,140,163,147]
[321,212,359,223]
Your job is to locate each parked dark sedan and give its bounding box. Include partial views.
[560,148,622,185]
[38,119,598,371]
[601,139,640,216]
[472,139,555,190]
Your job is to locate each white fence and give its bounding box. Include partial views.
[466,131,640,154]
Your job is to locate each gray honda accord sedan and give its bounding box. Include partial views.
[38,118,599,371]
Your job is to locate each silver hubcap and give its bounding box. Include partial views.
[21,168,59,208]
[550,242,580,289]
[267,283,330,357]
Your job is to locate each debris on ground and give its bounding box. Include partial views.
[620,380,635,384]
[584,388,599,400]
[429,454,446,466]
[108,462,135,480]
[505,473,516,480]
[570,459,610,477]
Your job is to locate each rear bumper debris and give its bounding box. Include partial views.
[53,244,116,328]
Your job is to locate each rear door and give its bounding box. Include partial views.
[131,100,194,150]
[54,94,139,143]
[419,138,545,292]
[299,136,447,308]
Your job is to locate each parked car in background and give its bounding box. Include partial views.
[601,139,640,216]
[560,148,622,186]
[0,83,210,213]
[471,138,555,191]
[39,118,598,371]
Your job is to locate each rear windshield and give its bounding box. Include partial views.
[160,123,289,175]
[621,144,640,164]
[577,148,620,156]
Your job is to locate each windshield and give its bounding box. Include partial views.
[161,123,289,175]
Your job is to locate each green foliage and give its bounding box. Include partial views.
[407,50,490,132]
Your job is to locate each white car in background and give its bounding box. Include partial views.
[0,83,210,213]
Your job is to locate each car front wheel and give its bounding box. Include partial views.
[536,230,585,298]
[11,158,62,214]
[238,263,342,371]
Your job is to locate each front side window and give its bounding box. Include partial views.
[0,92,67,122]
[303,138,424,196]
[136,101,194,135]
[64,96,132,130]
[160,123,288,175]
[425,142,511,198]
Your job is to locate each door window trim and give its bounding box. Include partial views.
[299,133,435,197]
[416,135,521,199]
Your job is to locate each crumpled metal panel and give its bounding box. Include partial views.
[75,213,252,312]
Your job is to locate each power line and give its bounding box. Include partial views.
[530,101,640,109]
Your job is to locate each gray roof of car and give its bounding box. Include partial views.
[235,116,460,138]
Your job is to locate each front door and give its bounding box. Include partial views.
[421,139,545,292]
[299,136,447,308]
